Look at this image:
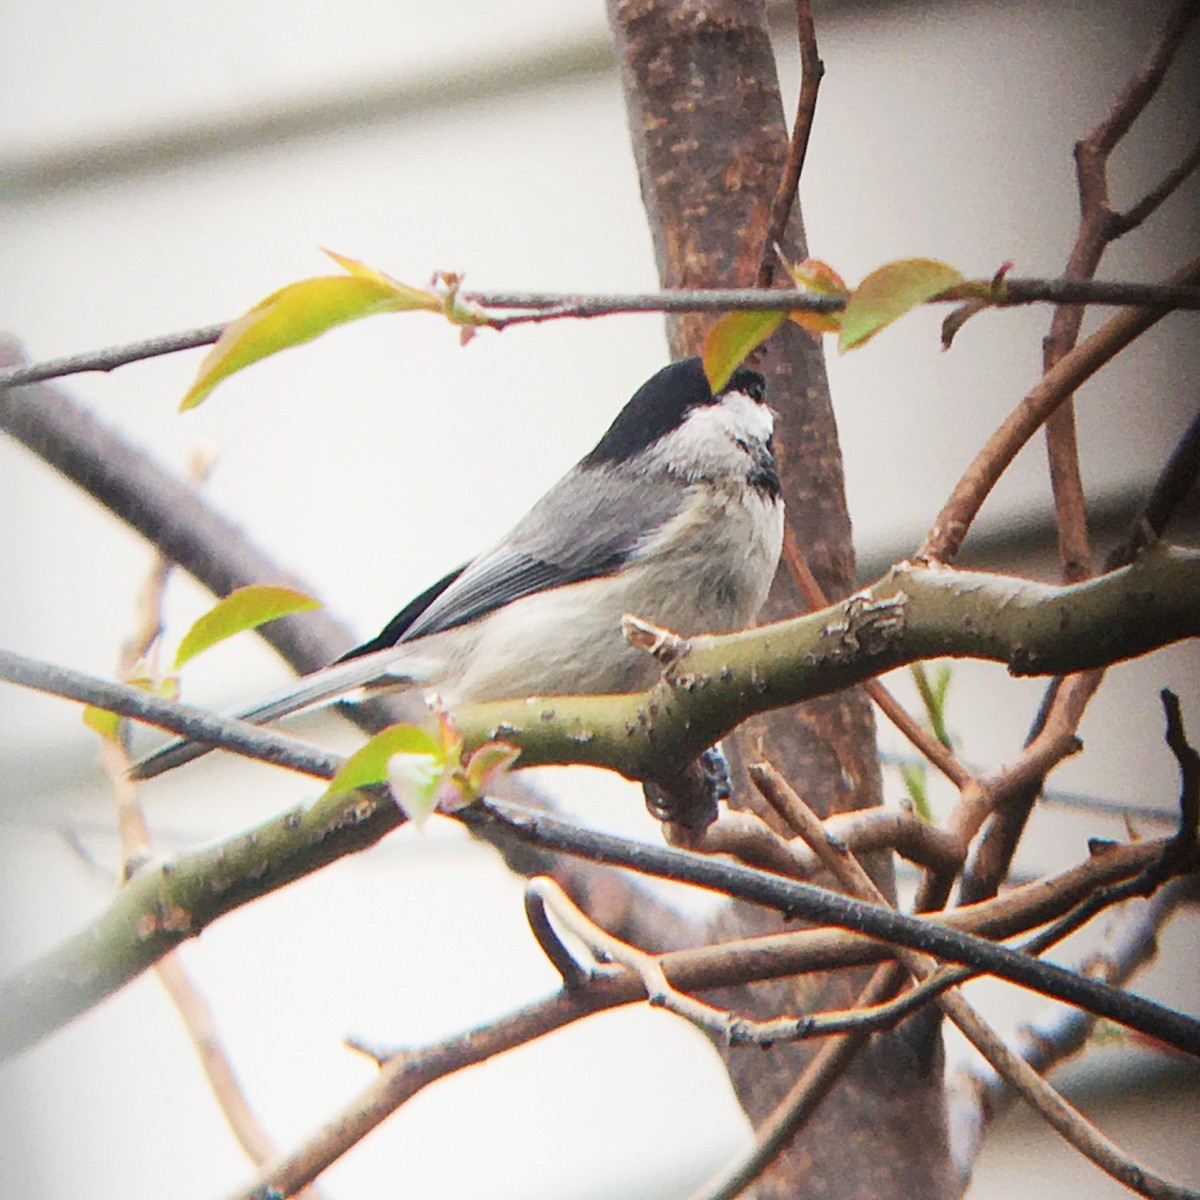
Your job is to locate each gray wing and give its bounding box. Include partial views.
[401,460,684,639]
[133,461,684,780]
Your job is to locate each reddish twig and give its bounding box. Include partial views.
[755,0,824,288]
[671,802,963,880]
[919,254,1200,562]
[1043,0,1199,582]
[750,763,1199,1200]
[955,372,1200,905]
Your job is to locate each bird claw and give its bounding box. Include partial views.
[642,742,731,831]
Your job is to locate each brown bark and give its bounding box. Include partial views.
[607,2,954,1195]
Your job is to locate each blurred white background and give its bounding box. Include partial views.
[1,1,1197,1197]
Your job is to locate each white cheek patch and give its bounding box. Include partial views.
[718,389,775,442]
[654,390,775,479]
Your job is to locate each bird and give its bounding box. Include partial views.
[134,357,784,791]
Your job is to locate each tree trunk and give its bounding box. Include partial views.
[607,2,955,1194]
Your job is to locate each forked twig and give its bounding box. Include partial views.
[750,762,1200,1200]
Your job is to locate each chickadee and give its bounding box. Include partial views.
[135,357,784,784]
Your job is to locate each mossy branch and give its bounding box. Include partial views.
[0,544,1197,1059]
[453,544,1200,781]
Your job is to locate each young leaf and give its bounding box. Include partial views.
[321,249,442,307]
[173,585,320,669]
[839,258,965,352]
[900,761,934,822]
[83,671,178,742]
[783,257,849,338]
[387,749,445,832]
[325,724,449,797]
[180,260,440,409]
[461,741,521,799]
[702,310,787,392]
[82,704,123,743]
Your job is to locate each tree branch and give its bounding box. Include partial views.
[755,0,823,288]
[228,830,1189,1200]
[752,763,1200,1200]
[0,706,1190,1063]
[5,544,1197,795]
[1041,0,1199,584]
[947,877,1195,1182]
[0,339,357,677]
[3,279,1200,390]
[920,255,1200,562]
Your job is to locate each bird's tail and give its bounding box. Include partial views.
[130,644,434,780]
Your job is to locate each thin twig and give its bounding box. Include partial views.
[956,376,1200,906]
[920,255,1200,562]
[1043,0,1199,582]
[1161,688,1200,857]
[1106,404,1200,569]
[673,804,963,880]
[948,878,1193,1177]
[682,962,904,1200]
[750,762,1200,1200]
[952,675,1094,907]
[1112,132,1200,235]
[0,345,361,678]
[4,279,1200,390]
[530,876,741,1039]
[0,648,342,780]
[523,880,593,990]
[755,0,824,288]
[91,480,328,1196]
[477,796,1200,1055]
[0,324,227,389]
[1085,0,1199,156]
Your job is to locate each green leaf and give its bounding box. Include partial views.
[462,740,521,797]
[839,258,965,352]
[83,671,178,743]
[910,661,954,749]
[82,704,123,742]
[782,257,848,338]
[701,310,787,392]
[181,253,440,409]
[900,762,933,823]
[325,724,448,797]
[173,585,321,669]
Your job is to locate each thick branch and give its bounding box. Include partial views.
[451,546,1200,778]
[0,735,1188,1063]
[5,546,1196,797]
